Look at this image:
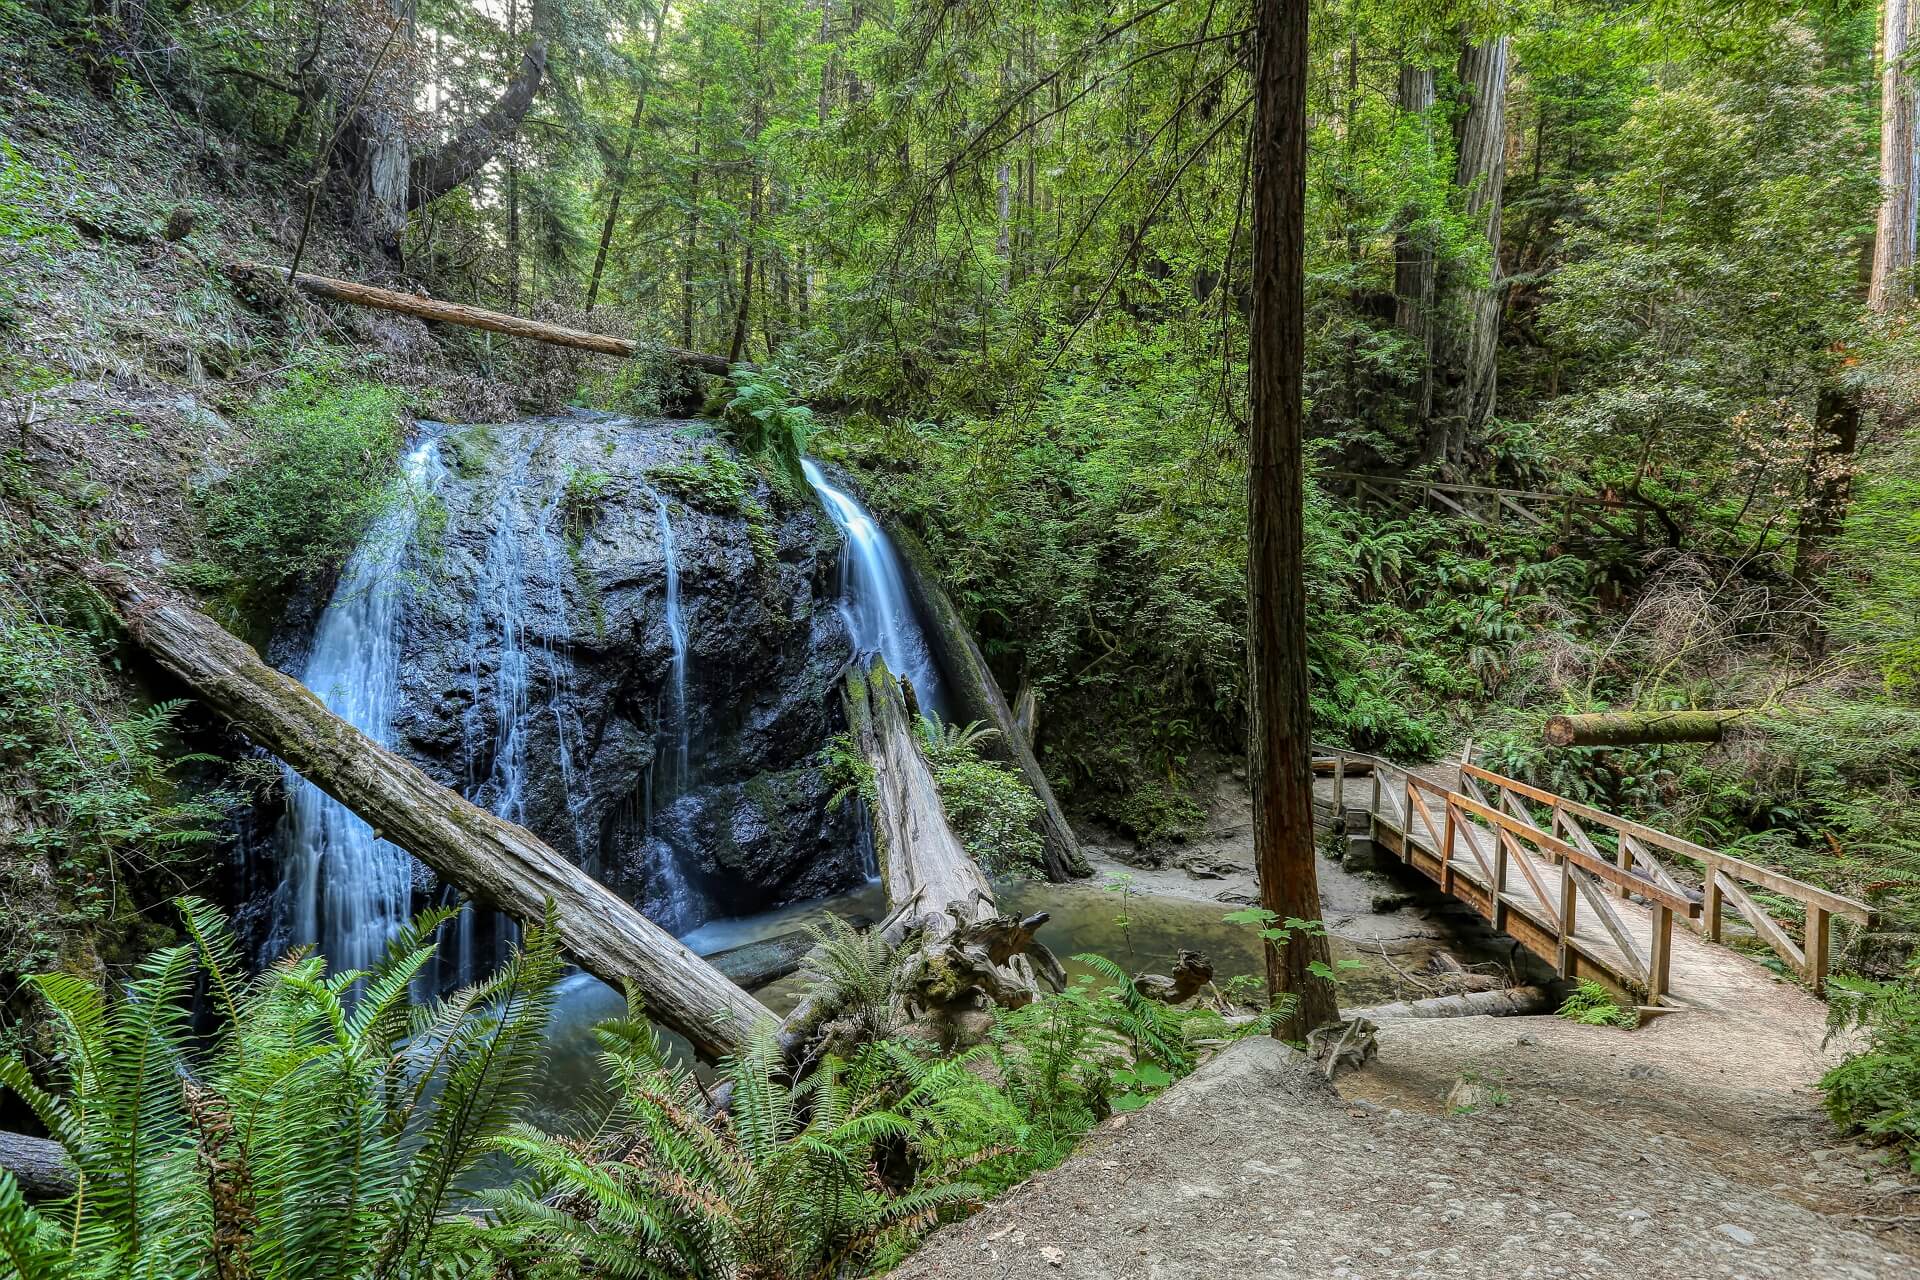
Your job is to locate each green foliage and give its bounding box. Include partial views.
[194,357,406,618]
[481,1006,996,1279]
[708,368,811,499]
[819,729,876,809]
[915,716,1044,877]
[0,898,566,1278]
[1557,979,1638,1028]
[1820,968,1920,1171]
[649,447,779,569]
[560,464,612,551]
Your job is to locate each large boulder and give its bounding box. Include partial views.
[294,411,860,937]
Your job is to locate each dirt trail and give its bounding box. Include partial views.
[890,772,1919,1279]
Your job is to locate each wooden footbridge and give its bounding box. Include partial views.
[1315,747,1875,1008]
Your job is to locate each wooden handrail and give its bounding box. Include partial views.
[1447,791,1702,918]
[1459,763,1871,923]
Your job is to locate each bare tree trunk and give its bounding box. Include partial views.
[1427,36,1511,469]
[1543,709,1753,748]
[584,1,672,315]
[729,172,761,366]
[1871,0,1920,311]
[1792,385,1863,614]
[1393,65,1438,428]
[781,659,1060,1056]
[84,568,769,1060]
[1250,0,1339,1043]
[681,90,705,350]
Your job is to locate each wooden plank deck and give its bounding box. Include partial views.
[1315,748,1875,1013]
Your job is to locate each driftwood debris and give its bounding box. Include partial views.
[705,916,873,989]
[1543,709,1752,748]
[1135,950,1215,1004]
[233,264,734,375]
[85,566,770,1061]
[1351,984,1552,1021]
[0,1130,72,1201]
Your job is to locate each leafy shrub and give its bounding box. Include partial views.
[196,357,405,616]
[0,899,564,1278]
[1557,979,1638,1028]
[483,1007,1003,1279]
[1820,969,1920,1171]
[708,367,812,497]
[916,716,1045,877]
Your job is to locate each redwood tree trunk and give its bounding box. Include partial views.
[1250,0,1339,1042]
[1427,36,1511,469]
[1393,65,1439,428]
[1870,0,1919,312]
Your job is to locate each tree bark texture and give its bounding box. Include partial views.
[1428,37,1511,467]
[889,526,1090,881]
[843,661,1057,1005]
[236,265,734,373]
[0,1129,73,1201]
[1542,709,1752,748]
[84,567,770,1061]
[1871,0,1920,312]
[1393,65,1439,426]
[1250,0,1340,1042]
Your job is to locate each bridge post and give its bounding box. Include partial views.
[1806,907,1831,994]
[1703,859,1723,942]
[1649,903,1673,1004]
[1557,861,1577,977]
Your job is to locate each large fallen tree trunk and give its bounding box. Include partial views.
[1348,984,1551,1021]
[0,1130,72,1201]
[232,265,734,375]
[1543,709,1751,748]
[784,657,1063,1057]
[85,567,769,1061]
[889,525,1090,882]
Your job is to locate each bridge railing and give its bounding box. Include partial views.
[1458,763,1873,994]
[1403,772,1702,1003]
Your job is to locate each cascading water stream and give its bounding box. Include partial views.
[636,490,700,933]
[800,458,947,719]
[269,438,446,976]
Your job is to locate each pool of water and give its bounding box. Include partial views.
[523,874,1480,1134]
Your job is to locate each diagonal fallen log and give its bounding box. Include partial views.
[85,566,769,1061]
[231,264,735,375]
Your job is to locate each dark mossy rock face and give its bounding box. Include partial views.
[255,411,862,939]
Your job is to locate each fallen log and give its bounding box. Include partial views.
[85,566,770,1061]
[0,1130,72,1201]
[704,916,873,989]
[232,264,734,375]
[888,524,1090,882]
[1349,984,1551,1021]
[1311,756,1373,777]
[784,657,1062,1056]
[1543,709,1752,748]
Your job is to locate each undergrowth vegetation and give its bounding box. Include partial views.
[1821,966,1920,1173]
[0,901,1283,1278]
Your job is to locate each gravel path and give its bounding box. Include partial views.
[889,1030,1919,1279]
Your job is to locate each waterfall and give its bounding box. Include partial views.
[630,491,701,934]
[269,438,445,976]
[654,493,691,791]
[800,459,947,719]
[445,430,590,979]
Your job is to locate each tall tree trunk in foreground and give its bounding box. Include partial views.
[84,568,769,1061]
[1426,36,1510,469]
[1249,0,1339,1042]
[1393,65,1439,428]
